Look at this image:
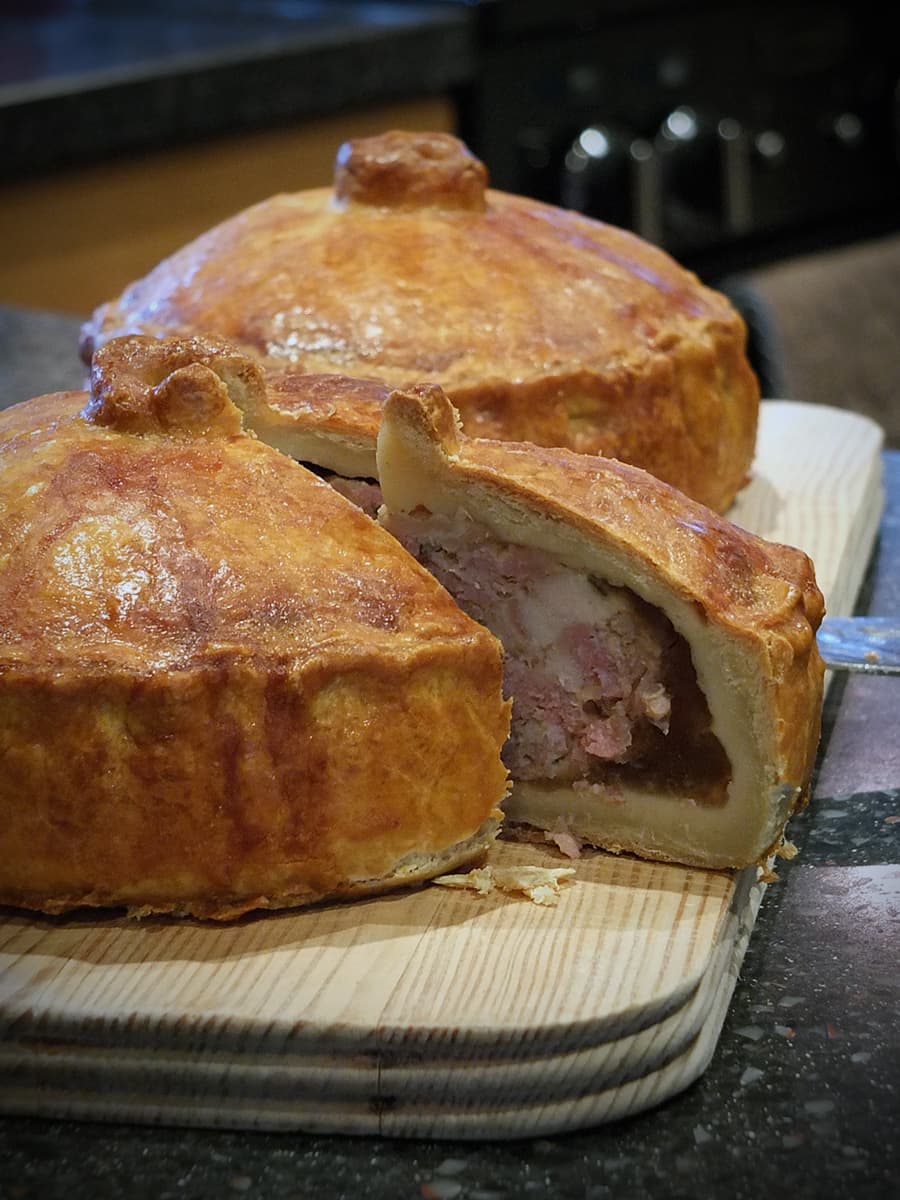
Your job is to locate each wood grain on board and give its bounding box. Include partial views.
[0,402,885,1138]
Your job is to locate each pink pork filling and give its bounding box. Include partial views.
[391,519,681,784]
[325,475,384,518]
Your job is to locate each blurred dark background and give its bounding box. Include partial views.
[1,0,898,434]
[450,0,900,279]
[447,0,900,431]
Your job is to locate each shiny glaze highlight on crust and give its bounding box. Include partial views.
[0,338,510,918]
[86,190,742,384]
[80,130,759,512]
[0,394,481,672]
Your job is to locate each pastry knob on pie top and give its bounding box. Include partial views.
[0,336,510,920]
[79,128,760,513]
[333,129,488,211]
[84,332,256,436]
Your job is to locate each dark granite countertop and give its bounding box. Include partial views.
[0,1,475,182]
[1,303,898,1198]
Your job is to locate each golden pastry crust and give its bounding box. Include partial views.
[376,384,825,871]
[0,337,510,919]
[80,130,759,512]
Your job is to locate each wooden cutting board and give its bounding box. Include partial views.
[0,402,885,1139]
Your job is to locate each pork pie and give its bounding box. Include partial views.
[80,129,759,513]
[0,336,510,919]
[376,385,825,870]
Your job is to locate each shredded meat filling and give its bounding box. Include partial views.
[389,516,661,774]
[385,511,731,804]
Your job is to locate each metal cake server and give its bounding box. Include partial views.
[817,617,900,674]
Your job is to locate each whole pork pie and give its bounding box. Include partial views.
[80,129,760,514]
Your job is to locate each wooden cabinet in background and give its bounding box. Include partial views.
[0,96,455,318]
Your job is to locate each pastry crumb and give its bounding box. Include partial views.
[433,864,576,905]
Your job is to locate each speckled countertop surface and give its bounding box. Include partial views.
[1,303,898,1198]
[0,1,474,182]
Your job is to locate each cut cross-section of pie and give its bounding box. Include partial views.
[376,384,825,870]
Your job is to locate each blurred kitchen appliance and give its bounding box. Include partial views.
[447,0,899,277]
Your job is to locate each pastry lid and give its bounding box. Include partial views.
[80,130,759,510]
[0,334,483,675]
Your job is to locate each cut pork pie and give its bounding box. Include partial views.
[376,385,826,870]
[0,336,510,919]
